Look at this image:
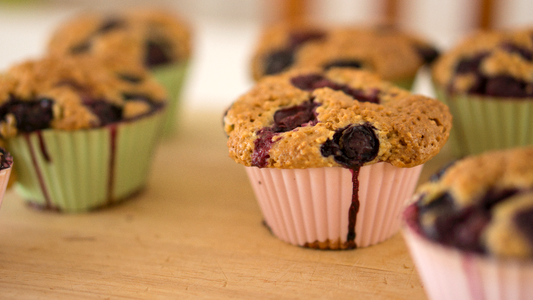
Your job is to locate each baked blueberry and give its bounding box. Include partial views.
[320,124,379,169]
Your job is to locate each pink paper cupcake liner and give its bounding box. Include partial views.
[0,166,12,208]
[403,214,533,300]
[246,162,423,249]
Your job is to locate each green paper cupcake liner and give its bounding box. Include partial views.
[391,77,416,91]
[151,61,189,136]
[8,112,164,212]
[435,87,533,156]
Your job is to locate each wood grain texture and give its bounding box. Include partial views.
[0,110,453,299]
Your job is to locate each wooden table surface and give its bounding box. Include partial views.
[0,110,454,300]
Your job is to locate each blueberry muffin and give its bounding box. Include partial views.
[224,68,451,249]
[432,28,533,156]
[48,8,191,134]
[251,22,439,89]
[0,56,166,212]
[403,147,533,300]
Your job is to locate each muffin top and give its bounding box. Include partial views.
[251,22,439,82]
[0,55,167,138]
[411,147,533,259]
[47,8,191,70]
[224,68,452,169]
[433,28,533,97]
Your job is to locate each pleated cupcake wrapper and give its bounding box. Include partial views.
[245,163,423,249]
[435,87,533,157]
[434,87,462,158]
[0,166,12,208]
[8,112,164,212]
[403,224,533,300]
[151,61,189,135]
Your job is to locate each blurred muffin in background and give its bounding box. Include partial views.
[0,55,166,212]
[432,28,533,157]
[251,22,439,90]
[48,8,191,135]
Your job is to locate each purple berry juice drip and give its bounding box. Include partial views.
[345,167,361,249]
[36,131,52,163]
[252,129,278,168]
[24,134,54,210]
[320,123,379,247]
[291,74,380,104]
[251,99,320,168]
[107,125,118,204]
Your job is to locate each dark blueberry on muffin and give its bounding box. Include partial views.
[320,123,379,169]
[0,97,54,133]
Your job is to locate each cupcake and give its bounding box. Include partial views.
[0,56,166,212]
[432,28,533,157]
[250,23,439,90]
[403,147,533,300]
[0,148,13,207]
[223,68,452,249]
[47,8,191,135]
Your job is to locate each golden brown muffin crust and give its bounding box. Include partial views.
[0,56,167,137]
[224,68,452,168]
[251,23,438,82]
[433,28,533,94]
[47,8,191,70]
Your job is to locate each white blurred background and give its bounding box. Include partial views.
[0,0,532,113]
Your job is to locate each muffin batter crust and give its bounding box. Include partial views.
[48,8,191,70]
[224,68,452,169]
[251,22,439,82]
[0,55,166,137]
[433,28,533,95]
